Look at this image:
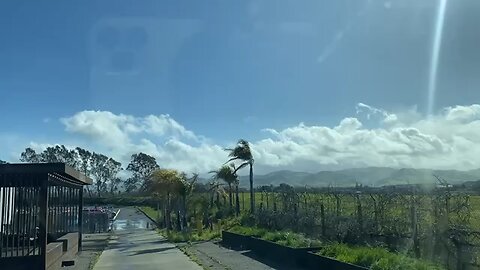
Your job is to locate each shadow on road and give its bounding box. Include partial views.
[218,242,304,270]
[128,246,176,256]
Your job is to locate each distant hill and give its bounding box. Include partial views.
[237,167,480,188]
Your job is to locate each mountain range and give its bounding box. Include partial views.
[236,167,480,187]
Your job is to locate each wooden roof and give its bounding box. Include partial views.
[0,163,92,185]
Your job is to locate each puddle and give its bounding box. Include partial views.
[112,219,153,230]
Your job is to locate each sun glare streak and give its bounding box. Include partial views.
[427,0,448,116]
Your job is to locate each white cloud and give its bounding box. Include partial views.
[61,111,136,147]
[253,104,480,171]
[59,110,225,173]
[15,104,480,174]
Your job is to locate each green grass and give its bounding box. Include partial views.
[179,246,208,270]
[157,228,221,243]
[228,225,322,248]
[138,206,161,223]
[228,225,444,269]
[88,251,102,270]
[318,243,445,270]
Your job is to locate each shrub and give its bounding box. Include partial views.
[228,226,321,248]
[318,243,445,270]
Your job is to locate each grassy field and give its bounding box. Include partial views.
[237,192,480,230]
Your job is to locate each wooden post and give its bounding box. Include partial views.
[39,176,48,269]
[321,203,326,237]
[78,188,84,252]
[410,196,420,258]
[242,192,245,211]
[356,195,363,234]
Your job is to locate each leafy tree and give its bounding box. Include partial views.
[40,145,79,167]
[149,169,182,230]
[109,177,123,194]
[226,139,255,213]
[20,145,79,167]
[20,147,41,162]
[126,152,159,193]
[105,159,122,195]
[75,147,93,197]
[90,153,121,196]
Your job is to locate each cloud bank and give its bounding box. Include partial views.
[29,104,480,174]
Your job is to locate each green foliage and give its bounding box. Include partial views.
[228,225,322,248]
[229,225,443,268]
[126,152,159,192]
[318,244,445,270]
[139,206,161,222]
[226,139,253,162]
[161,229,221,243]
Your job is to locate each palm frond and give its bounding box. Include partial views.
[224,157,240,164]
[233,161,250,174]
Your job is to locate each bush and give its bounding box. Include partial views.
[228,225,322,248]
[318,243,445,270]
[159,229,221,243]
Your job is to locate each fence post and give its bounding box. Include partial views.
[356,194,363,234]
[78,188,83,252]
[242,192,245,211]
[320,202,326,238]
[39,176,48,268]
[410,195,420,258]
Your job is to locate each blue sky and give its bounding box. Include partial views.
[1,0,480,173]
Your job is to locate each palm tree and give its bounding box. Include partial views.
[208,180,226,209]
[210,165,236,209]
[234,175,240,215]
[226,139,255,213]
[228,163,241,216]
[177,173,198,230]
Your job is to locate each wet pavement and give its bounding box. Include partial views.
[185,241,303,270]
[93,207,202,270]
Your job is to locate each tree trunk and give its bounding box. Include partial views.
[242,191,245,211]
[210,193,214,208]
[228,184,233,209]
[86,186,93,198]
[166,192,172,230]
[163,197,167,228]
[176,210,181,231]
[157,200,161,223]
[235,184,240,215]
[182,195,188,230]
[249,162,254,214]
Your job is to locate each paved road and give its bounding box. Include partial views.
[185,242,303,270]
[93,207,202,270]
